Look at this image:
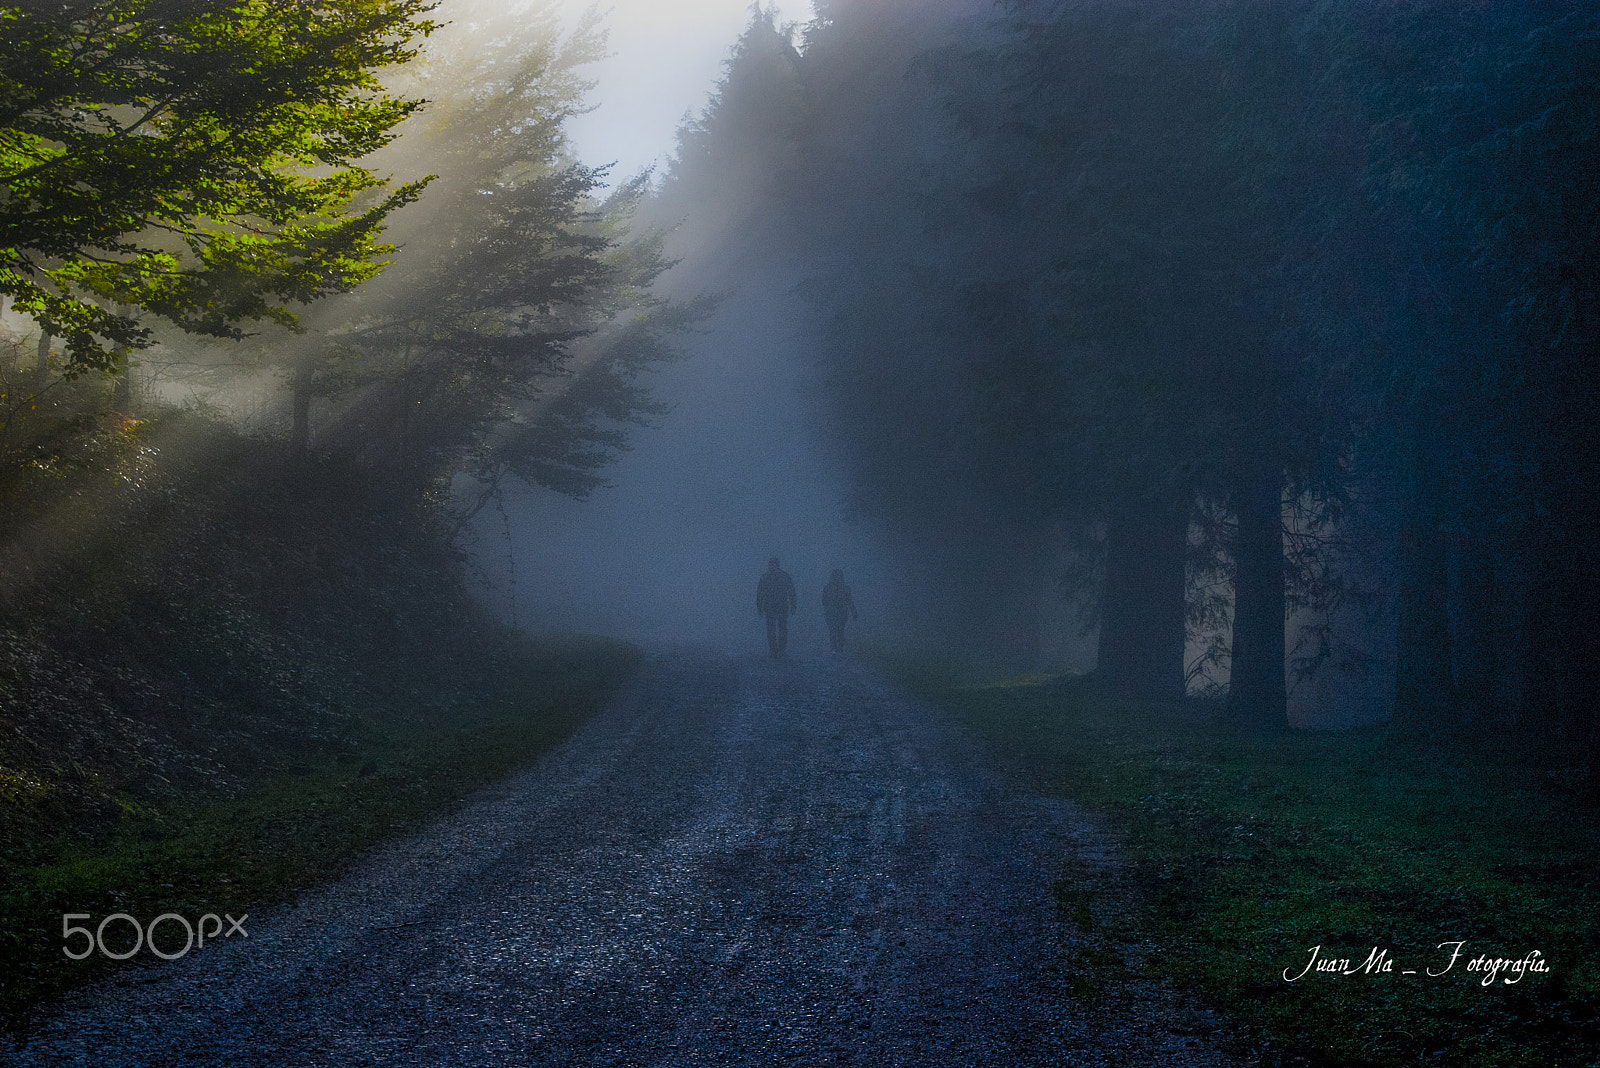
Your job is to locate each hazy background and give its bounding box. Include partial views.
[471,1,901,655]
[483,283,902,652]
[554,0,814,185]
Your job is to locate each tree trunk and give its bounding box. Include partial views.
[110,343,133,413]
[971,526,1043,671]
[1451,535,1499,727]
[1394,505,1453,728]
[1574,549,1600,801]
[397,341,416,472]
[1228,464,1287,730]
[0,303,13,373]
[35,331,51,375]
[1530,528,1600,792]
[934,518,1043,671]
[109,308,134,413]
[290,353,314,463]
[1496,543,1532,734]
[1097,491,1188,702]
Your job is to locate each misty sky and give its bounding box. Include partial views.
[553,0,815,183]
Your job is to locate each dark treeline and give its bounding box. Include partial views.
[665,0,1598,774]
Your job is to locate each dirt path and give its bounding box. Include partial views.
[8,649,1242,1066]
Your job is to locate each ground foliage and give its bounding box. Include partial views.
[902,664,1600,1068]
[0,410,639,1027]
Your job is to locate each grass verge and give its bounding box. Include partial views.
[896,663,1600,1068]
[1,636,638,1034]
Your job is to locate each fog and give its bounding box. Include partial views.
[467,0,972,657]
[552,0,815,185]
[439,0,1594,737]
[479,274,903,652]
[2,0,1594,1057]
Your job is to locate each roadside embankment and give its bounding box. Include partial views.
[0,412,638,1028]
[895,663,1600,1068]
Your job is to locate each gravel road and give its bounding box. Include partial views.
[7,648,1244,1066]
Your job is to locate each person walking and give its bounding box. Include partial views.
[756,557,797,659]
[821,569,859,656]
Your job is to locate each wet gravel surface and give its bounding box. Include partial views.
[8,648,1245,1066]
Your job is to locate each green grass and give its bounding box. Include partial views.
[899,665,1600,1068]
[0,637,638,1031]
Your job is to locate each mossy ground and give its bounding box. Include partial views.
[898,665,1600,1068]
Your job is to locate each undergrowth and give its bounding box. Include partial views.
[0,638,633,1035]
[0,409,639,1031]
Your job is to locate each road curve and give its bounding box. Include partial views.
[8,648,1241,1066]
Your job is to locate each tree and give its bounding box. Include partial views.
[0,0,435,373]
[293,5,701,507]
[908,1,1252,696]
[915,1,1404,719]
[1347,2,1600,766]
[662,0,1597,751]
[791,0,1063,664]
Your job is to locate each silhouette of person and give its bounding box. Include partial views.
[821,569,859,656]
[756,557,797,658]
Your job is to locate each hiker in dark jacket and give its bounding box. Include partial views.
[821,569,859,655]
[756,557,797,658]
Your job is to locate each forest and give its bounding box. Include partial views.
[1,0,1597,1062]
[6,0,1595,764]
[659,0,1599,765]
